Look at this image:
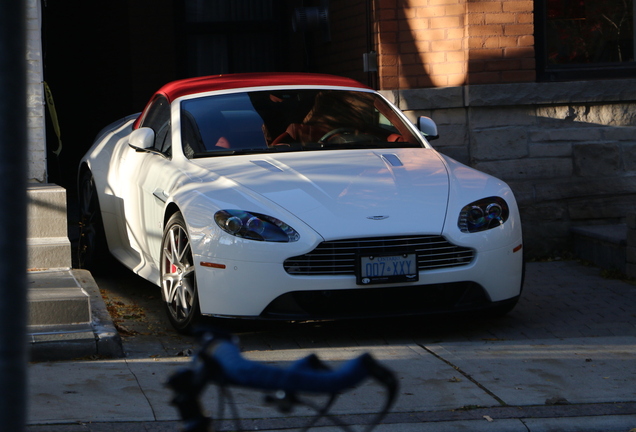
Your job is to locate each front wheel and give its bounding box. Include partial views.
[161,212,201,333]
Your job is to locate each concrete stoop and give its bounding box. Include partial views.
[27,269,123,362]
[26,184,123,361]
[28,287,91,325]
[571,224,627,274]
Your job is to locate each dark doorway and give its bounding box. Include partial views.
[42,1,135,189]
[177,0,290,77]
[41,0,298,192]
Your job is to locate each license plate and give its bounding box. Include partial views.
[357,253,418,285]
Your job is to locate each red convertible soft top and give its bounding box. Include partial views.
[159,72,370,102]
[134,72,371,129]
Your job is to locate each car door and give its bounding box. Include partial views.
[118,95,177,280]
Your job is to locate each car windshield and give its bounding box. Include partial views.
[180,89,423,158]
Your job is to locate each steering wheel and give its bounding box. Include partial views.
[318,127,357,143]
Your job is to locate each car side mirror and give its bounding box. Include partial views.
[129,127,155,150]
[417,116,439,141]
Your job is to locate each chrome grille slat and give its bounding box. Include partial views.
[284,235,474,276]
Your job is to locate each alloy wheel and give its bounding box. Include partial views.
[161,213,199,332]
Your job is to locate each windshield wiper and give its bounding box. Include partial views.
[191,142,421,158]
[192,148,272,158]
[304,141,422,150]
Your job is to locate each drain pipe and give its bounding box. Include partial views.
[0,1,28,431]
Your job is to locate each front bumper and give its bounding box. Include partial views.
[194,239,524,319]
[261,281,519,320]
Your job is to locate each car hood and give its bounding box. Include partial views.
[191,148,450,239]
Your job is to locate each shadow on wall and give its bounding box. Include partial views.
[377,2,463,90]
[415,83,636,259]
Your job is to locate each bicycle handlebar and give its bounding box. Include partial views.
[211,339,391,393]
[167,330,398,432]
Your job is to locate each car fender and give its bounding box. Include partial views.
[439,154,523,251]
[168,178,325,266]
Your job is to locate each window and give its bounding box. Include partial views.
[536,0,635,80]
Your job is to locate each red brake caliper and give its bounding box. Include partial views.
[168,231,179,274]
[171,231,179,274]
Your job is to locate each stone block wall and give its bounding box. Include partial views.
[382,78,636,258]
[627,213,636,278]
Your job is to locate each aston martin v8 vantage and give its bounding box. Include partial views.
[78,72,524,332]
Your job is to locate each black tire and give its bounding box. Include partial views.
[160,212,201,333]
[77,170,108,270]
[486,296,520,318]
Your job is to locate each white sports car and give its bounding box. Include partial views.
[78,72,524,332]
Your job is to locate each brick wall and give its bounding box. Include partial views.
[466,0,535,84]
[375,0,535,89]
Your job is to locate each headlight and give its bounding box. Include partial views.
[214,210,300,242]
[458,197,509,233]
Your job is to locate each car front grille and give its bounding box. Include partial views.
[283,235,475,276]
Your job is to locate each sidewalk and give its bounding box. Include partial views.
[26,338,636,431]
[26,261,636,432]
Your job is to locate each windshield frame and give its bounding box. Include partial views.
[175,87,428,159]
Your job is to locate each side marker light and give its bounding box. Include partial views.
[200,262,226,269]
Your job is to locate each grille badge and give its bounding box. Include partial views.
[367,215,389,220]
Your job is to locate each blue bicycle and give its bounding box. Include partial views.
[167,329,399,432]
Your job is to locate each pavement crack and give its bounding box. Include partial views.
[417,343,508,407]
[520,418,531,431]
[124,358,158,421]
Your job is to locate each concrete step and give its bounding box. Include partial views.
[28,287,91,326]
[27,184,69,239]
[27,237,72,270]
[571,224,626,273]
[27,183,72,270]
[27,323,98,361]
